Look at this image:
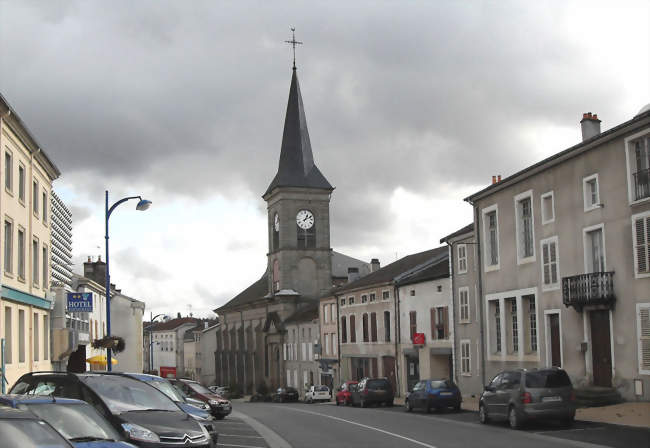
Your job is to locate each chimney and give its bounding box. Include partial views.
[580,112,601,141]
[497,175,501,182]
[83,257,106,286]
[177,312,181,319]
[347,267,360,283]
[370,258,380,272]
[492,175,496,184]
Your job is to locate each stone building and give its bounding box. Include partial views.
[283,303,319,398]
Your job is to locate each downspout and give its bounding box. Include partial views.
[448,244,458,383]
[335,294,341,387]
[473,203,487,386]
[393,282,401,397]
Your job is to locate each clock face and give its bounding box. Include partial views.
[274,213,280,232]
[296,209,314,230]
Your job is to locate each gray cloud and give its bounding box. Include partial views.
[113,247,168,281]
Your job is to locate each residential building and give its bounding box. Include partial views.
[213,65,367,394]
[466,106,650,400]
[318,293,339,391]
[1,94,60,388]
[149,316,200,378]
[50,190,72,288]
[184,320,216,381]
[199,321,219,386]
[395,251,451,396]
[283,303,319,398]
[441,223,484,398]
[110,291,145,372]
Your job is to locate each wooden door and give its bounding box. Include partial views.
[549,314,561,367]
[382,356,396,392]
[590,310,612,387]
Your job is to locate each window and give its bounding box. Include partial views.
[515,191,534,262]
[409,311,417,341]
[541,236,560,290]
[33,180,39,216]
[272,259,279,292]
[330,304,336,323]
[361,294,368,303]
[18,309,25,363]
[348,296,355,305]
[42,246,48,289]
[637,303,650,375]
[4,307,12,363]
[457,244,467,273]
[382,290,390,300]
[436,285,442,292]
[459,288,470,323]
[494,302,502,353]
[584,225,605,273]
[384,311,391,342]
[33,313,39,361]
[527,296,537,352]
[332,333,337,355]
[510,299,518,353]
[4,220,13,273]
[325,333,330,355]
[460,340,471,375]
[633,212,650,277]
[483,206,499,269]
[583,174,600,211]
[541,191,555,224]
[42,192,47,223]
[362,313,369,342]
[370,312,377,342]
[349,315,356,343]
[32,239,39,286]
[18,164,25,202]
[17,228,25,279]
[4,151,12,191]
[626,132,650,202]
[272,213,279,250]
[324,304,329,323]
[436,307,447,339]
[340,298,346,306]
[369,293,376,302]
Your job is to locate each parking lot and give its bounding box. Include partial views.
[212,412,270,448]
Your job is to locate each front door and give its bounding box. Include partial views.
[549,314,561,367]
[406,355,420,392]
[382,356,396,393]
[590,310,612,387]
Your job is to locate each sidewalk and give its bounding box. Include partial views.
[459,395,650,429]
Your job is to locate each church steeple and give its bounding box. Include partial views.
[264,69,333,197]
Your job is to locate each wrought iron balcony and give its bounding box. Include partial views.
[562,272,615,310]
[633,168,650,201]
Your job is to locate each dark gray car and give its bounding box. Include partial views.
[350,378,394,407]
[479,368,576,429]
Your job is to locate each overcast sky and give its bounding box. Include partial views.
[1,1,648,318]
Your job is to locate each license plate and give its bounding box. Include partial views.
[542,396,562,402]
[440,392,453,396]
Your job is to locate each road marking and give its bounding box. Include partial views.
[268,405,438,448]
[217,444,266,448]
[220,434,265,438]
[232,410,291,448]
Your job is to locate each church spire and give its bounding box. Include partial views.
[264,65,333,197]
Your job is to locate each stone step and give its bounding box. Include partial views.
[574,387,623,407]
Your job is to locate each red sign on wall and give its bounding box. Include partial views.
[159,366,177,378]
[412,333,425,345]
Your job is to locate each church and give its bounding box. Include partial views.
[213,63,369,393]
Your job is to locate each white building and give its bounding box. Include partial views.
[150,317,200,378]
[199,322,219,386]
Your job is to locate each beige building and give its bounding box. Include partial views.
[1,93,60,388]
[318,294,339,391]
[466,107,650,400]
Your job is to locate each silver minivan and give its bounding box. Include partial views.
[479,368,576,429]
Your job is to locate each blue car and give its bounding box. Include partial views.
[405,379,462,413]
[0,395,137,447]
[122,373,213,421]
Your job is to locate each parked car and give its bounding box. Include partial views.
[170,378,231,420]
[479,368,576,429]
[9,372,215,447]
[0,406,74,448]
[335,381,358,406]
[350,378,394,408]
[404,379,461,413]
[0,394,136,447]
[272,387,300,403]
[305,385,331,403]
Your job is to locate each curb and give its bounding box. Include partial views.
[232,410,292,448]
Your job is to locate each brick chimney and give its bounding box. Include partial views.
[580,112,601,141]
[347,267,360,283]
[84,257,106,286]
[370,258,380,272]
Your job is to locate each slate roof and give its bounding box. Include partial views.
[335,246,448,293]
[284,302,319,324]
[395,254,450,286]
[214,273,268,312]
[332,251,371,278]
[440,223,474,243]
[264,69,333,196]
[149,317,201,332]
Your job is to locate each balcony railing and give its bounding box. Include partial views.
[562,272,615,310]
[633,168,650,201]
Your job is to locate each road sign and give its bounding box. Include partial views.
[412,332,425,345]
[67,292,93,313]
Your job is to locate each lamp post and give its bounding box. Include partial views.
[148,313,165,373]
[105,191,152,371]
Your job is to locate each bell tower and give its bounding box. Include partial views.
[263,65,333,299]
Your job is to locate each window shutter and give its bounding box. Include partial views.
[550,241,558,283]
[283,344,287,361]
[635,217,650,274]
[371,313,377,342]
[443,307,449,339]
[430,308,436,340]
[640,307,650,372]
[542,243,550,284]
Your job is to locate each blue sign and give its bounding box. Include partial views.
[67,292,93,312]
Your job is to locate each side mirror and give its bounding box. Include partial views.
[484,385,494,392]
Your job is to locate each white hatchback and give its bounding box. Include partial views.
[305,385,331,403]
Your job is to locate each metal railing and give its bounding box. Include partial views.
[562,272,615,310]
[633,168,650,201]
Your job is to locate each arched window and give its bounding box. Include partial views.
[273,260,280,292]
[370,312,377,342]
[341,316,347,343]
[272,213,279,250]
[362,313,369,342]
[349,315,357,343]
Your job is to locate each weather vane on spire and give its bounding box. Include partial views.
[285,27,302,70]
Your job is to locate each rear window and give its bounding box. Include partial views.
[367,380,390,389]
[525,370,572,388]
[429,380,451,389]
[315,386,329,392]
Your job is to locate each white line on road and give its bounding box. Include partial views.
[220,434,265,438]
[232,410,291,448]
[217,444,266,448]
[268,405,438,448]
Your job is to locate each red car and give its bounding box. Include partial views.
[336,381,358,406]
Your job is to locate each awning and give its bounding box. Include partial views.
[86,355,118,366]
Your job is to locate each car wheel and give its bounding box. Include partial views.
[453,402,461,412]
[479,404,489,424]
[405,399,412,412]
[508,406,521,430]
[214,415,225,420]
[562,416,575,428]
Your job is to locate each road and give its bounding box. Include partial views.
[219,401,650,448]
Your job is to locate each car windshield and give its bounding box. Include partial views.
[525,370,572,388]
[0,419,71,448]
[315,386,329,392]
[81,375,179,413]
[22,403,122,441]
[147,380,185,402]
[187,382,213,395]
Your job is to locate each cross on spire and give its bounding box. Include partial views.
[285,27,302,70]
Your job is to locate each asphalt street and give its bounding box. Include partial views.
[232,401,650,448]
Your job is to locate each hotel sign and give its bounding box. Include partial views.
[66,292,93,313]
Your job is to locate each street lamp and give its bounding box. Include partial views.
[105,191,152,371]
[148,313,165,373]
